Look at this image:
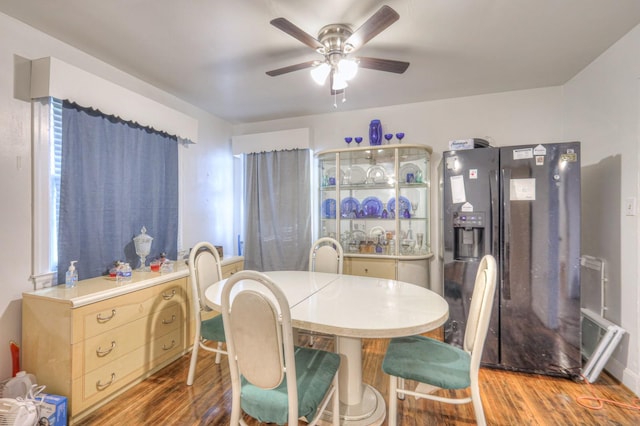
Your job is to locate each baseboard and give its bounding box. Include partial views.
[621,366,640,396]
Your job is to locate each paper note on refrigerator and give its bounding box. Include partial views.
[510,178,536,201]
[450,175,466,203]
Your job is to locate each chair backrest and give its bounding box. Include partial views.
[188,241,223,312]
[221,270,299,423]
[309,237,344,274]
[464,255,497,368]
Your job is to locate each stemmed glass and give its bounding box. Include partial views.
[409,189,420,218]
[355,136,363,146]
[384,133,393,144]
[345,137,352,146]
[395,132,405,143]
[411,198,419,217]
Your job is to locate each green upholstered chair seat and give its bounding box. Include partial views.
[241,346,341,425]
[201,314,226,342]
[383,335,471,390]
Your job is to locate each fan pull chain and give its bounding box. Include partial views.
[333,89,347,108]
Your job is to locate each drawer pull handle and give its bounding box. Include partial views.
[162,314,177,325]
[97,309,116,323]
[162,340,176,350]
[96,341,117,357]
[162,289,177,300]
[96,373,116,390]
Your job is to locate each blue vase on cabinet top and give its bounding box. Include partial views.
[369,119,382,146]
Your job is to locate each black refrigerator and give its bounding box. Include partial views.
[441,142,581,378]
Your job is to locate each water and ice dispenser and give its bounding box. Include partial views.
[452,211,486,260]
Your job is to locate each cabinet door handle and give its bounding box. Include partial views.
[97,309,116,323]
[162,340,176,350]
[162,289,177,300]
[96,373,116,390]
[162,314,177,325]
[96,341,117,357]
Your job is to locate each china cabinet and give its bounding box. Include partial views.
[316,144,433,287]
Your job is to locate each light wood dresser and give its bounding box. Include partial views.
[22,256,243,423]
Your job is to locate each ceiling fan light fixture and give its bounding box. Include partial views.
[332,70,348,91]
[310,62,331,85]
[338,58,358,81]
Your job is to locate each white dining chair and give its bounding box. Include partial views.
[186,241,227,386]
[382,254,497,426]
[309,237,344,274]
[300,237,344,346]
[221,270,341,425]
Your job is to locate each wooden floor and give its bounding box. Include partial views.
[75,337,639,425]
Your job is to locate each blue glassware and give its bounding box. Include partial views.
[321,199,337,219]
[369,119,382,146]
[381,203,389,219]
[395,132,405,143]
[384,133,393,144]
[361,196,383,218]
[355,136,363,146]
[341,197,360,218]
[345,137,353,145]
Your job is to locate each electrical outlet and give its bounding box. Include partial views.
[625,197,637,216]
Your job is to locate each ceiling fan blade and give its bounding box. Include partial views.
[357,57,410,74]
[270,17,324,50]
[345,5,399,52]
[266,60,317,76]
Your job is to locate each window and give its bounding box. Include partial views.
[32,97,180,287]
[50,98,63,270]
[32,97,58,288]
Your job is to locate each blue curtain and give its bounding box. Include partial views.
[243,149,311,271]
[57,100,179,284]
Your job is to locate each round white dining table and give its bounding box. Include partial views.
[204,270,449,426]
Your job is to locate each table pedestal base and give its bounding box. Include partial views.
[321,384,385,425]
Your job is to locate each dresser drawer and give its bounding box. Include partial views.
[82,303,184,374]
[75,279,186,342]
[81,328,183,402]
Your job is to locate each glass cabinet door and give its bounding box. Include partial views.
[318,153,338,239]
[398,145,430,256]
[317,144,431,259]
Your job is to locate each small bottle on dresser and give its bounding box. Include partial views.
[65,261,78,288]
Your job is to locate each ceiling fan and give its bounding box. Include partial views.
[266,5,410,95]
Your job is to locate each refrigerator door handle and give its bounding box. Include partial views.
[489,170,499,256]
[501,168,511,300]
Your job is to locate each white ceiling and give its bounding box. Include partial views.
[3,0,640,124]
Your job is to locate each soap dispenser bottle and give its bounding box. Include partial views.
[65,260,78,288]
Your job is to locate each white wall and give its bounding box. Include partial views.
[563,23,640,394]
[0,12,234,379]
